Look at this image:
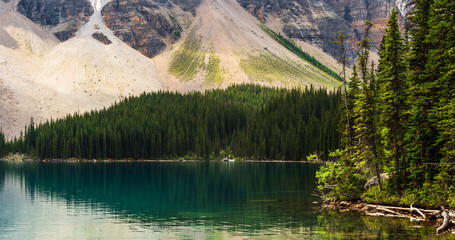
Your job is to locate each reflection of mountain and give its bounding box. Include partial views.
[0,161,319,231]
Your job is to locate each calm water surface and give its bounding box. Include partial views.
[0,161,442,239]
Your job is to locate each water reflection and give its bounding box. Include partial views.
[0,161,445,239]
[0,161,319,237]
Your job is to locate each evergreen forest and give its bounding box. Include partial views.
[0,84,341,161]
[317,1,455,209]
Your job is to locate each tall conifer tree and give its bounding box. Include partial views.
[405,0,437,185]
[424,0,455,164]
[377,9,408,185]
[351,21,382,190]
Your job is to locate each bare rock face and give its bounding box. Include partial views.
[92,32,112,45]
[102,0,173,58]
[17,0,94,41]
[170,0,201,16]
[102,0,197,58]
[238,0,409,64]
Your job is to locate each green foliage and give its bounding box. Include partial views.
[0,84,341,160]
[306,153,321,162]
[259,25,343,81]
[316,159,367,200]
[321,3,455,209]
[362,172,455,209]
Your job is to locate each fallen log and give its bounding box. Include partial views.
[411,205,427,219]
[377,207,413,219]
[436,210,450,234]
[329,202,453,234]
[366,204,440,213]
[426,210,442,217]
[410,217,425,222]
[365,212,384,217]
[365,212,407,218]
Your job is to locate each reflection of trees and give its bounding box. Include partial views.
[1,162,319,232]
[0,162,6,192]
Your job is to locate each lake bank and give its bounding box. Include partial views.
[0,153,322,164]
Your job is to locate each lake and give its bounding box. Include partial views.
[0,161,443,239]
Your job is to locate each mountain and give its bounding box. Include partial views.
[237,0,411,64]
[3,0,405,139]
[0,0,163,139]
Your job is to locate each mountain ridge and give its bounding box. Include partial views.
[238,0,410,64]
[1,0,381,139]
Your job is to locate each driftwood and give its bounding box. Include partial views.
[366,204,440,213]
[365,212,408,218]
[437,210,450,234]
[377,207,413,219]
[411,205,427,219]
[364,204,454,234]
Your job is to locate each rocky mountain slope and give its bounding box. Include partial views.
[0,0,162,139]
[3,0,392,139]
[154,0,341,91]
[17,0,94,41]
[237,0,410,64]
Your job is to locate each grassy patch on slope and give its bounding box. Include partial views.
[169,37,205,82]
[240,51,339,87]
[204,53,224,86]
[260,25,342,82]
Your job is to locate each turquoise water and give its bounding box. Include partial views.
[0,161,441,239]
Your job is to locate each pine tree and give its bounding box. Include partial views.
[377,9,408,186]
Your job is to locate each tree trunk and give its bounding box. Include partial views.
[436,210,450,234]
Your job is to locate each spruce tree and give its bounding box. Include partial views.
[405,0,437,184]
[424,0,455,164]
[351,21,382,190]
[357,21,374,85]
[377,9,408,186]
[334,33,352,150]
[342,65,361,157]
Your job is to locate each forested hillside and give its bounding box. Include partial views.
[0,85,341,160]
[317,0,455,209]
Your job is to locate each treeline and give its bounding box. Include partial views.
[318,1,455,209]
[0,84,341,160]
[0,130,6,157]
[260,25,343,81]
